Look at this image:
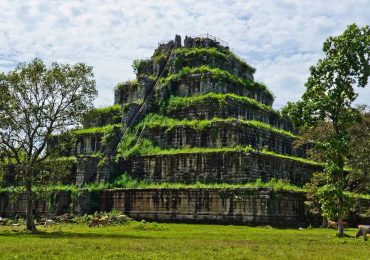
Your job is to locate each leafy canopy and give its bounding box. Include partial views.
[0,58,97,231]
[282,24,370,235]
[0,58,97,166]
[283,24,370,130]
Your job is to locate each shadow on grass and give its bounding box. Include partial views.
[0,229,153,239]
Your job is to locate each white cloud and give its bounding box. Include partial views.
[0,0,369,109]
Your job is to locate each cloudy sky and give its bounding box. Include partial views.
[0,0,369,109]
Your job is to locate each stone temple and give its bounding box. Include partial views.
[1,34,368,226]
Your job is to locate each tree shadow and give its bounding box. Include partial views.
[0,229,153,239]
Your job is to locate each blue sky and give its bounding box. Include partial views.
[0,0,369,109]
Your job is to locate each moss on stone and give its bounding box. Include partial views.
[158,65,273,100]
[83,104,121,127]
[72,124,121,136]
[115,80,139,91]
[138,114,296,138]
[173,47,256,73]
[162,92,277,114]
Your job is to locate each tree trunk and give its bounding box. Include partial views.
[337,196,344,237]
[337,218,344,236]
[26,182,37,232]
[322,217,328,228]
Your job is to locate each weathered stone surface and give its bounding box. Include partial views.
[52,126,121,157]
[75,134,103,155]
[158,74,273,106]
[108,188,312,226]
[75,157,98,185]
[0,191,71,217]
[169,50,254,81]
[1,188,368,227]
[184,35,229,52]
[119,152,321,186]
[114,82,145,105]
[166,96,293,132]
[142,121,307,157]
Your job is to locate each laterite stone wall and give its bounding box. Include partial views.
[142,122,307,157]
[119,152,321,186]
[1,189,368,227]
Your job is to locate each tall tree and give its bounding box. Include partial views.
[0,58,97,231]
[346,106,370,193]
[301,107,370,224]
[282,24,370,236]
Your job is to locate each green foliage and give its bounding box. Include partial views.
[152,52,168,63]
[48,132,77,157]
[117,130,161,159]
[110,173,145,188]
[114,112,317,164]
[172,47,256,73]
[122,99,144,113]
[4,178,370,201]
[304,172,326,216]
[162,92,275,114]
[83,104,121,128]
[317,184,353,221]
[115,80,139,91]
[131,59,141,74]
[260,149,320,166]
[138,114,296,137]
[282,24,370,235]
[30,177,306,192]
[72,124,120,136]
[0,58,97,231]
[158,65,273,100]
[147,146,254,156]
[346,106,370,194]
[344,192,370,200]
[117,134,317,166]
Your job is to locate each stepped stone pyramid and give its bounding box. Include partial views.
[111,35,318,185]
[48,34,320,189]
[49,34,320,187]
[5,34,327,226]
[2,35,369,226]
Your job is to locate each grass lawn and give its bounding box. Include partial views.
[0,222,368,259]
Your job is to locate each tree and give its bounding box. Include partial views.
[346,106,370,194]
[282,24,370,236]
[302,107,370,224]
[0,58,97,231]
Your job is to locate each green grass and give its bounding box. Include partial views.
[137,146,320,166]
[138,114,296,138]
[345,192,370,200]
[85,105,121,117]
[55,177,306,193]
[158,65,274,100]
[72,124,121,135]
[83,104,121,127]
[122,99,144,113]
[163,92,276,114]
[115,80,139,91]
[0,223,368,259]
[116,125,315,165]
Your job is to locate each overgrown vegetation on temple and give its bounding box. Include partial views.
[0,31,369,232]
